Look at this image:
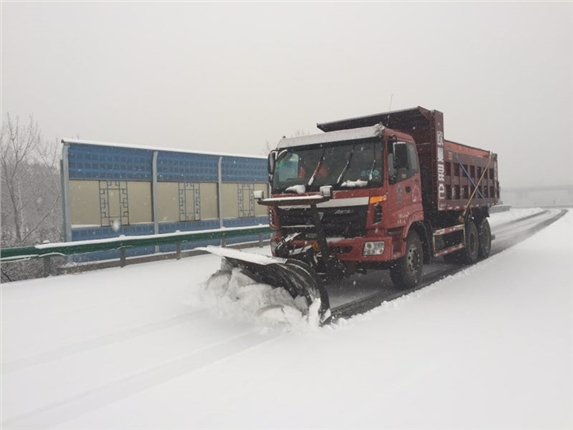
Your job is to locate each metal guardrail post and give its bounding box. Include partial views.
[43,256,52,277]
[120,248,126,267]
[176,242,182,260]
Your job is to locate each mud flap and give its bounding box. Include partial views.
[199,246,331,324]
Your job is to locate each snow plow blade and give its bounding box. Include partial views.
[199,246,331,324]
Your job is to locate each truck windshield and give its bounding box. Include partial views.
[272,140,383,193]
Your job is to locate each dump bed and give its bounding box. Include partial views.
[317,106,499,212]
[436,138,499,211]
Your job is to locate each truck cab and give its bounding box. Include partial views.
[266,124,422,270]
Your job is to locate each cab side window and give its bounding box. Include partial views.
[388,140,419,184]
[406,144,419,176]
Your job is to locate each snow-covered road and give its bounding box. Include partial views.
[2,208,571,429]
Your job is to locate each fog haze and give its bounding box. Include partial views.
[2,2,572,188]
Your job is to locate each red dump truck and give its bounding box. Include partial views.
[207,107,500,322]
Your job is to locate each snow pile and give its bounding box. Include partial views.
[285,184,306,194]
[340,179,368,188]
[196,263,320,330]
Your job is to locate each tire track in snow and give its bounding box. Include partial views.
[491,210,552,235]
[2,329,285,429]
[492,209,566,251]
[490,209,548,232]
[2,309,209,375]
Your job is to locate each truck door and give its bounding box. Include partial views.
[386,139,423,227]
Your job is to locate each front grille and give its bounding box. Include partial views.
[373,204,382,224]
[277,205,368,238]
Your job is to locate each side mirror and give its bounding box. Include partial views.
[393,142,409,170]
[268,150,277,175]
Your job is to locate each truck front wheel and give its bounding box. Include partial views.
[390,230,423,289]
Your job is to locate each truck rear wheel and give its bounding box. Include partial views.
[460,221,479,265]
[443,220,480,265]
[390,230,423,289]
[477,218,491,259]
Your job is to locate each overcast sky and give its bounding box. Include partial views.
[2,2,572,188]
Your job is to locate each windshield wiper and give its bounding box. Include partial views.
[306,148,326,187]
[336,146,355,186]
[367,159,377,182]
[339,157,377,188]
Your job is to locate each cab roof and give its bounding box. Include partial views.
[317,106,435,135]
[277,123,385,149]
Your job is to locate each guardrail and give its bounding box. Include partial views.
[1,225,273,275]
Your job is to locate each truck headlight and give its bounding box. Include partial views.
[363,241,385,256]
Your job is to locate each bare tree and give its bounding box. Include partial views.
[1,113,62,281]
[261,140,274,156]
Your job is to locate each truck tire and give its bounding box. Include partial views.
[443,221,479,265]
[390,230,423,289]
[477,218,492,259]
[460,221,479,265]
